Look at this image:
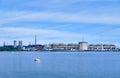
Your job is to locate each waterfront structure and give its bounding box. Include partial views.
[50,43,66,51]
[67,43,79,51]
[78,42,88,51]
[24,45,43,51]
[50,43,79,51]
[3,41,5,46]
[0,39,119,51]
[88,44,116,51]
[13,40,17,47]
[18,41,23,47]
[43,44,52,51]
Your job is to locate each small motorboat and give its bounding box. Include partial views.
[34,58,41,62]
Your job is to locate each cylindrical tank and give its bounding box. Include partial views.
[79,42,88,51]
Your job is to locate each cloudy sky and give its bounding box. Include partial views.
[0,0,120,46]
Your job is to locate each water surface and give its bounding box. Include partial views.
[0,51,120,78]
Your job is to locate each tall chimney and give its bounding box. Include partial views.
[35,35,37,45]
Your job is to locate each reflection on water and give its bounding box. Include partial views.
[0,52,120,78]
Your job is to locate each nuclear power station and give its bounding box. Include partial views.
[0,36,119,51]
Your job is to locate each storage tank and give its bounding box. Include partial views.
[79,42,88,51]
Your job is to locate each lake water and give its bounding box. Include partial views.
[0,51,120,78]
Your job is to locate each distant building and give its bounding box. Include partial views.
[18,41,23,47]
[50,43,79,51]
[67,43,79,51]
[79,42,88,51]
[3,41,5,46]
[50,43,66,51]
[43,44,52,51]
[24,45,43,51]
[88,44,116,51]
[13,40,17,47]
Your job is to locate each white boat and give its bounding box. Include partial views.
[34,58,41,62]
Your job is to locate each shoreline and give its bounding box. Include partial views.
[0,50,120,52]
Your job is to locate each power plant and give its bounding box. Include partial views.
[0,36,119,51]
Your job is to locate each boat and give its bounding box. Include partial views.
[34,58,41,62]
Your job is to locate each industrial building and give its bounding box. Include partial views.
[88,44,116,51]
[79,42,88,51]
[50,43,79,51]
[13,40,17,47]
[13,40,23,48]
[18,41,23,47]
[23,45,43,51]
[50,42,88,51]
[0,38,119,51]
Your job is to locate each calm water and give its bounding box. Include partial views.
[0,51,120,78]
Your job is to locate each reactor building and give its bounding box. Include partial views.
[79,42,88,51]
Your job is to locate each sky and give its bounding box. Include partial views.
[0,0,120,46]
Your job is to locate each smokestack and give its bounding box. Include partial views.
[35,35,37,45]
[3,41,5,46]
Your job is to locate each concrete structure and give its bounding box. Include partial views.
[3,41,5,46]
[24,45,43,51]
[43,44,52,51]
[50,43,66,51]
[50,43,79,51]
[67,43,79,51]
[88,44,116,51]
[13,40,17,47]
[79,42,88,51]
[18,41,23,47]
[35,35,37,45]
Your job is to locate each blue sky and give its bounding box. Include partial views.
[0,0,120,46]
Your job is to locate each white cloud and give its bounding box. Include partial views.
[0,27,92,44]
[0,11,120,24]
[0,27,81,38]
[18,12,119,24]
[0,27,119,46]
